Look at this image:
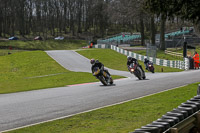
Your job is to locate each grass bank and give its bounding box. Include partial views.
[132,49,183,60]
[0,51,123,94]
[6,82,199,133]
[77,49,183,72]
[0,39,87,50]
[0,49,26,56]
[0,48,183,94]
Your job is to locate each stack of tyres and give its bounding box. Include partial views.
[180,103,198,112]
[189,98,200,103]
[134,126,160,133]
[191,96,200,100]
[177,106,193,116]
[152,121,170,130]
[171,109,188,118]
[190,96,200,103]
[185,100,200,109]
[156,118,175,127]
[165,112,184,121]
[130,131,151,133]
[145,124,165,132]
[161,115,179,124]
[130,95,200,133]
[193,95,200,99]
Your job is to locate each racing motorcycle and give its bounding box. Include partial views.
[146,61,155,73]
[92,67,113,86]
[129,62,146,80]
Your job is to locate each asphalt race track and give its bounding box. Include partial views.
[0,50,200,132]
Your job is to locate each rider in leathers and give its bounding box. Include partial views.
[144,58,150,70]
[90,59,111,77]
[127,56,145,78]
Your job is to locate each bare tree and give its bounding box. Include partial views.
[0,0,158,42]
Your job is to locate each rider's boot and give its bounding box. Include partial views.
[107,77,111,83]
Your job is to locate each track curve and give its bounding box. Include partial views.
[0,50,200,132]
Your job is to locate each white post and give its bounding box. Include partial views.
[184,57,189,70]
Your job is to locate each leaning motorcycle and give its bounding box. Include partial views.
[92,67,113,86]
[129,62,146,80]
[146,61,155,73]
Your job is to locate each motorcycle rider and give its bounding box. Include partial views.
[90,59,111,80]
[127,56,145,78]
[144,58,150,70]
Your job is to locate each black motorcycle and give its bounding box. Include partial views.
[129,62,146,80]
[146,61,155,73]
[92,67,113,86]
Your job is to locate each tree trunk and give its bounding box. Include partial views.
[0,7,3,37]
[140,16,145,46]
[63,0,67,34]
[70,14,75,36]
[77,1,82,34]
[19,0,25,36]
[150,15,155,45]
[160,13,166,51]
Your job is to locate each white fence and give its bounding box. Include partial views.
[165,50,183,58]
[93,44,189,70]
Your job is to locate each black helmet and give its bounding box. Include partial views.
[96,59,99,63]
[90,59,95,64]
[144,58,148,62]
[127,56,132,62]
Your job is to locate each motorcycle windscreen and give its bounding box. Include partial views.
[148,62,153,67]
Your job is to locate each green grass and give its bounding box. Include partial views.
[6,82,199,133]
[133,49,183,60]
[78,49,128,71]
[77,49,183,72]
[0,51,123,94]
[0,49,26,56]
[0,48,183,94]
[0,39,87,50]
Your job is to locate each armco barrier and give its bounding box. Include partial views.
[93,44,111,49]
[110,45,188,70]
[93,44,189,70]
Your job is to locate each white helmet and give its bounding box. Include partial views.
[127,56,132,61]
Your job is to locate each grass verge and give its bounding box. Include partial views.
[0,40,87,50]
[77,49,183,72]
[0,49,26,56]
[6,82,199,133]
[0,51,123,94]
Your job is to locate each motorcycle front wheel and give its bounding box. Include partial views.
[99,76,108,86]
[135,67,142,80]
[150,67,155,73]
[134,70,142,80]
[109,77,113,85]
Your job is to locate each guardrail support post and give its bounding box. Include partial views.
[195,112,200,130]
[197,84,200,95]
[170,128,178,133]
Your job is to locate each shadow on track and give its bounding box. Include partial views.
[99,84,116,87]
